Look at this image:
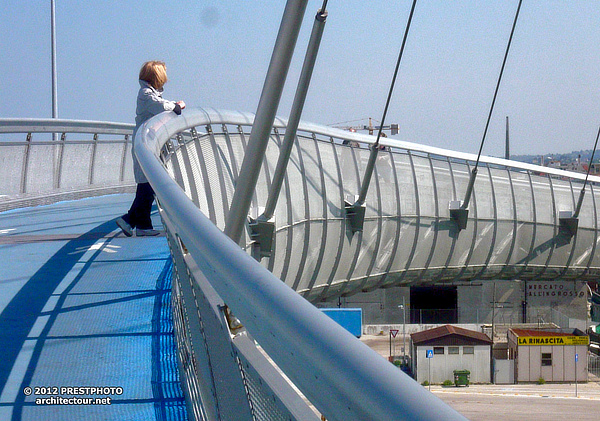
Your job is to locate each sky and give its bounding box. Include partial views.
[2,1,600,158]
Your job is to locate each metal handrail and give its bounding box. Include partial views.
[137,108,600,184]
[0,119,135,210]
[135,107,468,420]
[0,118,134,135]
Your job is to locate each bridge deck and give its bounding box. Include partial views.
[0,194,187,420]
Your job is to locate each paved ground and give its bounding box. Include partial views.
[433,383,600,421]
[361,333,600,420]
[0,195,186,420]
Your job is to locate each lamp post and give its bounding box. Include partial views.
[399,298,406,364]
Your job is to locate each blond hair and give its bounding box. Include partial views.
[139,61,168,90]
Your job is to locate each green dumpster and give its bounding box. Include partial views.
[453,370,470,387]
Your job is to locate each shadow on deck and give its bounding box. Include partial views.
[0,194,186,420]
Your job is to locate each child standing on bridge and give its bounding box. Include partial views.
[117,61,186,237]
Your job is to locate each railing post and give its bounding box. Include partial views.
[20,132,32,194]
[119,134,129,183]
[252,6,328,256]
[88,133,99,185]
[55,132,66,189]
[224,0,309,244]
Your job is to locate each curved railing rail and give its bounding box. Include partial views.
[0,118,135,211]
[142,108,600,304]
[137,108,468,420]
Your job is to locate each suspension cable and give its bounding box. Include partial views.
[573,125,600,218]
[373,0,417,148]
[356,0,418,205]
[459,0,523,212]
[583,126,600,186]
[474,0,523,170]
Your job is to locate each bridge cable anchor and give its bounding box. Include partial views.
[449,200,469,231]
[249,214,276,257]
[559,124,600,238]
[345,195,366,234]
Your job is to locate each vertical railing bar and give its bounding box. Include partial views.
[437,157,459,281]
[358,152,385,292]
[474,165,499,280]
[496,168,519,279]
[178,134,200,208]
[414,155,440,284]
[335,143,364,296]
[559,179,580,278]
[305,133,329,293]
[453,162,479,281]
[54,132,66,189]
[222,124,239,180]
[369,147,402,290]
[540,174,558,277]
[88,133,98,185]
[275,131,295,283]
[514,171,538,279]
[265,129,284,273]
[396,151,420,285]
[582,183,598,277]
[167,138,186,190]
[119,134,129,183]
[208,126,232,217]
[320,137,348,300]
[290,137,311,292]
[20,132,32,194]
[263,129,274,193]
[193,127,218,224]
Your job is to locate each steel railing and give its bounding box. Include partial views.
[140,108,600,305]
[136,108,468,420]
[0,118,135,211]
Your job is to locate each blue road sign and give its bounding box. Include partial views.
[575,353,578,362]
[426,349,433,358]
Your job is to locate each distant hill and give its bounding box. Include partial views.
[510,149,600,165]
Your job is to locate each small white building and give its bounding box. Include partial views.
[508,328,589,383]
[411,325,492,384]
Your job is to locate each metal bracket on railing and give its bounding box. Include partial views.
[450,167,477,230]
[559,125,600,238]
[249,215,276,257]
[558,124,600,238]
[559,210,579,237]
[345,195,366,233]
[449,200,468,231]
[559,187,585,237]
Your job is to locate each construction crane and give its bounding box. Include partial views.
[329,117,399,136]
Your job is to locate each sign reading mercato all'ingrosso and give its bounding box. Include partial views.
[517,336,589,346]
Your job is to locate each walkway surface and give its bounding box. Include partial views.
[0,194,187,420]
